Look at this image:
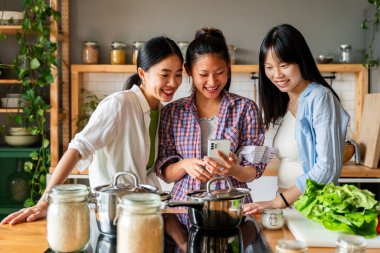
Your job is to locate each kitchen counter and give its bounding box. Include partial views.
[1,210,378,252]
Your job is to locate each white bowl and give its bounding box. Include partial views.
[1,97,23,108]
[0,11,24,25]
[4,135,39,146]
[6,93,22,98]
[9,127,32,136]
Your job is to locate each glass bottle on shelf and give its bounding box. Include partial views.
[339,44,352,63]
[7,159,31,204]
[132,41,145,65]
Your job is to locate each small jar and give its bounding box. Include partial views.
[132,41,145,65]
[262,208,285,230]
[117,193,163,253]
[47,184,90,253]
[339,44,352,63]
[276,239,308,253]
[228,45,236,64]
[336,235,367,253]
[110,41,126,65]
[177,41,189,59]
[82,41,99,64]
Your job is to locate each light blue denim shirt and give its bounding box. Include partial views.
[295,82,350,193]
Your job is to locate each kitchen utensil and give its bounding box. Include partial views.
[357,93,380,168]
[167,177,249,229]
[284,209,380,248]
[92,171,158,236]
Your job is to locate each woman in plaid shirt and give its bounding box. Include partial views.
[155,28,267,215]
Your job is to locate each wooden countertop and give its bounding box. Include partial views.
[263,161,380,178]
[1,212,378,253]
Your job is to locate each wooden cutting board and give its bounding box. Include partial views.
[357,93,380,168]
[284,209,380,248]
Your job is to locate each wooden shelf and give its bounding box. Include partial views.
[0,108,51,113]
[0,79,22,84]
[0,25,23,34]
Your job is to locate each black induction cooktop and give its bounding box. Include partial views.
[46,212,271,253]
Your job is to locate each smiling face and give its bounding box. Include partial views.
[187,54,229,101]
[264,49,308,97]
[139,54,183,109]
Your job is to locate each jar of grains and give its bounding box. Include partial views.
[110,41,126,64]
[276,239,308,253]
[82,41,99,64]
[132,41,145,65]
[336,235,367,253]
[117,193,163,253]
[47,184,90,253]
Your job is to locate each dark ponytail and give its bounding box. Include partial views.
[186,27,231,91]
[123,36,183,90]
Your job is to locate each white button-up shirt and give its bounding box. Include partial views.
[68,85,162,190]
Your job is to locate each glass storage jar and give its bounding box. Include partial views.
[339,44,352,63]
[276,239,308,253]
[262,208,285,230]
[177,41,189,59]
[132,41,145,65]
[117,193,163,253]
[82,41,99,64]
[47,184,90,253]
[336,235,367,253]
[110,41,126,65]
[228,45,236,64]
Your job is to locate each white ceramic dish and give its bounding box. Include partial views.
[4,135,39,146]
[9,127,32,136]
[6,93,22,98]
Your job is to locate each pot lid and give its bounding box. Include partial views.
[188,177,249,200]
[94,171,157,194]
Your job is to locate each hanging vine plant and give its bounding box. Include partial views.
[361,0,380,68]
[13,0,60,207]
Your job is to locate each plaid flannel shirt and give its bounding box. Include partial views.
[155,90,266,203]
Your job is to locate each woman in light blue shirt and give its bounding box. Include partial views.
[244,24,349,214]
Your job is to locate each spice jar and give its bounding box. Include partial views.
[276,239,308,253]
[47,184,90,253]
[82,41,99,64]
[262,208,285,230]
[336,235,367,253]
[110,41,126,65]
[117,193,163,253]
[132,41,145,65]
[228,45,236,64]
[339,44,352,63]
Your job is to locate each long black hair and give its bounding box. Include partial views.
[186,27,231,91]
[258,24,339,129]
[123,36,183,90]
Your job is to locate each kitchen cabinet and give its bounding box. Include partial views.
[0,0,61,216]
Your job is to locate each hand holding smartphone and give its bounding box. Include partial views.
[207,139,231,164]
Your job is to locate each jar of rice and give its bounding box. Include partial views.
[47,184,90,253]
[117,193,163,253]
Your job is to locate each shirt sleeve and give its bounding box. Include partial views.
[238,100,267,178]
[296,90,349,192]
[68,94,122,170]
[154,105,182,179]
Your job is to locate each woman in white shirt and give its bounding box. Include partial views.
[1,36,184,225]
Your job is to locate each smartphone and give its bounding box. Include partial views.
[207,139,231,164]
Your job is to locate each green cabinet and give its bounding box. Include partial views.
[0,147,35,220]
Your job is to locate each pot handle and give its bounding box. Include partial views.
[113,171,139,188]
[166,201,204,210]
[206,176,233,193]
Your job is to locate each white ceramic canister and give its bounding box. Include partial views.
[47,184,90,252]
[262,208,285,230]
[117,192,163,253]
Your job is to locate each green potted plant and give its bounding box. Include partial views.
[11,0,60,207]
[361,0,380,68]
[76,88,103,133]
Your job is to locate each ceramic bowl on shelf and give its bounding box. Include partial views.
[8,127,32,136]
[4,135,39,147]
[0,11,24,25]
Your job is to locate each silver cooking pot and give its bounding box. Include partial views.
[167,177,249,229]
[92,171,158,236]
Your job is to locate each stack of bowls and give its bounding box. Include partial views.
[5,127,39,147]
[1,94,23,108]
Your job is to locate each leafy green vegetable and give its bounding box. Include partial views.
[294,179,380,238]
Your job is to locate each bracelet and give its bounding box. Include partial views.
[279,192,290,207]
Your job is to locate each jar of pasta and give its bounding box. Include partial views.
[117,193,163,253]
[110,41,126,65]
[132,41,145,65]
[47,184,90,253]
[82,41,99,64]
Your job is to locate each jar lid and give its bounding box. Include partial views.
[132,41,145,48]
[49,184,89,202]
[177,41,189,47]
[111,41,126,49]
[84,41,98,46]
[276,239,307,252]
[336,235,367,250]
[340,44,352,50]
[263,208,283,215]
[119,192,161,211]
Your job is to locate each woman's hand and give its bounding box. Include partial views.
[204,151,241,177]
[180,158,211,182]
[243,201,273,215]
[1,199,49,225]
